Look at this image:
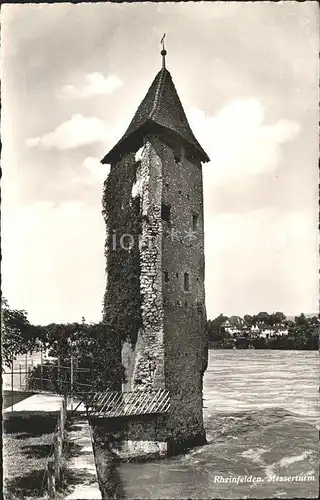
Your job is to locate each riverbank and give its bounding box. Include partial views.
[208,337,318,350]
[91,423,125,499]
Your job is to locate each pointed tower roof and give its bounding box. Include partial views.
[101,55,210,164]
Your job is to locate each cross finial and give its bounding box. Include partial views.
[160,33,167,68]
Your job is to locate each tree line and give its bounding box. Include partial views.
[1,298,124,395]
[2,300,319,398]
[206,311,319,350]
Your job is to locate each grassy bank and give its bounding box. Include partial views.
[3,416,56,499]
[3,414,79,499]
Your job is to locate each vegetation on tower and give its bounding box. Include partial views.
[101,153,143,349]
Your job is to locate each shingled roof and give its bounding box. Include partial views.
[101,67,210,164]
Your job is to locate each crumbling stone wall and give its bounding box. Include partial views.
[102,134,207,451]
[130,139,165,390]
[126,136,207,447]
[104,141,165,392]
[159,138,208,449]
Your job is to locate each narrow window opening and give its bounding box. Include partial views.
[164,271,169,283]
[174,152,181,164]
[192,213,199,231]
[133,166,138,185]
[176,272,179,278]
[187,194,190,201]
[178,189,182,195]
[161,203,171,222]
[184,272,190,292]
[165,182,170,189]
[133,195,140,214]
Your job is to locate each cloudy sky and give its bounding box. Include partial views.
[1,2,319,324]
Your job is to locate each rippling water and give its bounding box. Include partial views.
[117,350,319,499]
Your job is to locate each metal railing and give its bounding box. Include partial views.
[3,355,170,418]
[3,355,94,411]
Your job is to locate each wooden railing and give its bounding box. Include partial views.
[86,389,170,418]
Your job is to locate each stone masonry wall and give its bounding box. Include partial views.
[158,138,208,448]
[92,414,168,461]
[130,139,165,390]
[104,135,207,452]
[106,143,165,393]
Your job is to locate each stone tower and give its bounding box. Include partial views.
[101,47,210,454]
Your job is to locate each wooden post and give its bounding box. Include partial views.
[63,393,68,421]
[40,348,43,391]
[59,429,63,487]
[25,353,28,390]
[60,399,66,440]
[60,406,64,441]
[59,428,63,459]
[11,356,14,411]
[63,397,67,423]
[57,356,61,393]
[47,459,56,498]
[53,433,61,486]
[70,340,74,411]
[19,364,22,389]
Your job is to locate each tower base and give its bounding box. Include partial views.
[91,413,207,462]
[167,431,207,456]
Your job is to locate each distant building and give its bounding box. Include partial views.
[250,324,260,336]
[251,322,288,338]
[222,317,289,339]
[222,316,247,336]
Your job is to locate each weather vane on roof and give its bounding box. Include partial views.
[160,33,167,68]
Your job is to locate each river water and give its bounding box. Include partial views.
[117,350,319,499]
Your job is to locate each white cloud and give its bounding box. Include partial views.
[187,99,301,187]
[26,114,109,150]
[83,156,109,183]
[61,156,108,189]
[60,73,123,99]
